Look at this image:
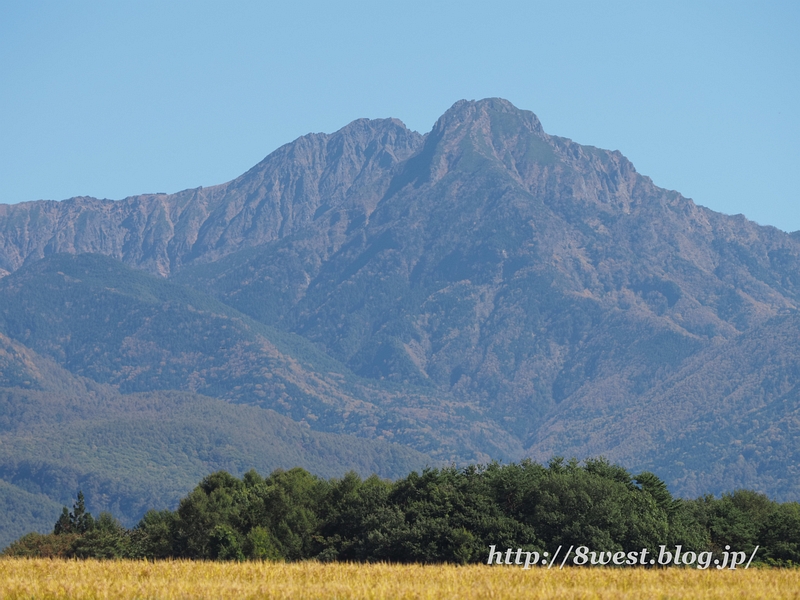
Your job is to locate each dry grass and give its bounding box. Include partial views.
[0,559,798,599]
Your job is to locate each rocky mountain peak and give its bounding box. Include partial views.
[0,117,425,276]
[433,98,546,138]
[3,99,800,504]
[381,98,550,195]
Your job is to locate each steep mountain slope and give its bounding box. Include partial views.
[528,310,800,500]
[1,98,800,502]
[0,119,422,276]
[0,253,513,461]
[179,99,800,451]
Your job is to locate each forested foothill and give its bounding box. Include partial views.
[5,460,799,567]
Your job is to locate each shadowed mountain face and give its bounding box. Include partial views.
[0,253,514,462]
[1,98,800,502]
[0,293,434,549]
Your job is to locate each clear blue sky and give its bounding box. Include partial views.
[2,1,798,231]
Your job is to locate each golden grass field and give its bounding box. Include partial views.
[0,559,798,600]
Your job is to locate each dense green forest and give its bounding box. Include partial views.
[5,459,799,566]
[0,384,431,549]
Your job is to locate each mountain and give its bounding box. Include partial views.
[527,310,800,499]
[0,329,432,548]
[0,118,423,277]
[0,252,512,461]
[1,98,800,505]
[177,99,800,499]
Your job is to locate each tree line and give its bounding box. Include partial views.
[4,458,799,566]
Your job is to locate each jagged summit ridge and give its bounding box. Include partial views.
[433,98,546,137]
[0,116,424,276]
[0,99,666,277]
[2,99,800,502]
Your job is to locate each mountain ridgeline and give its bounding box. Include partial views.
[1,98,799,543]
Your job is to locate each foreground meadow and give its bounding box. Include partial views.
[0,559,798,600]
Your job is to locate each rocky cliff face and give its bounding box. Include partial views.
[178,99,800,438]
[2,98,800,500]
[0,118,422,277]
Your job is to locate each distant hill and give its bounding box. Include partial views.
[0,480,61,551]
[1,97,800,511]
[0,253,512,461]
[0,343,432,548]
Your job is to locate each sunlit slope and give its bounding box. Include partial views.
[0,118,424,276]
